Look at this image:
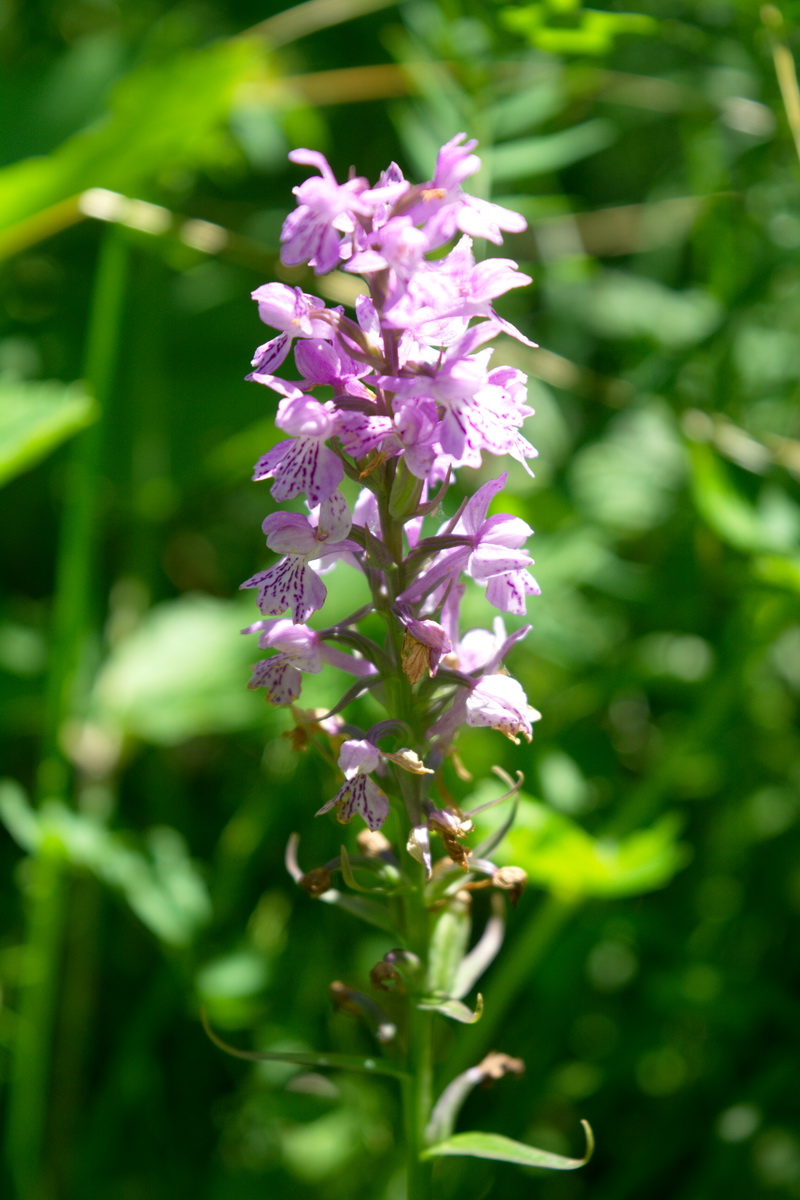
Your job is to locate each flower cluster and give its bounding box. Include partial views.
[242,134,540,850]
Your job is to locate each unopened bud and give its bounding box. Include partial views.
[478,1051,525,1084]
[299,867,333,897]
[430,808,474,870]
[329,980,397,1042]
[389,458,424,519]
[357,828,392,857]
[370,961,404,992]
[492,865,527,906]
[329,980,361,1016]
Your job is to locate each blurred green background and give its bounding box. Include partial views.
[1,1,800,1197]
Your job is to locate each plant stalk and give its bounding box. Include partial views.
[5,228,129,1200]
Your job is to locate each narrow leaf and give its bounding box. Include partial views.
[452,897,505,999]
[319,674,384,719]
[339,844,387,893]
[201,1010,407,1079]
[418,994,484,1024]
[423,1120,594,1169]
[321,889,400,936]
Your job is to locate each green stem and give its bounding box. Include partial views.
[5,846,67,1200]
[403,1003,435,1199]
[39,228,131,799]
[370,458,437,1196]
[5,229,129,1200]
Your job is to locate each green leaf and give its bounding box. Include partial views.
[570,400,685,534]
[417,994,484,1024]
[489,121,616,181]
[473,791,689,901]
[426,891,471,996]
[688,442,797,556]
[201,1010,408,1079]
[423,1120,594,1169]
[753,553,800,592]
[320,889,400,937]
[0,37,263,258]
[0,377,96,486]
[91,594,266,744]
[0,780,210,945]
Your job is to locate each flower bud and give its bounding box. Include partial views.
[299,867,334,897]
[329,980,397,1042]
[477,1051,525,1085]
[430,808,474,870]
[356,828,392,857]
[492,865,527,906]
[370,960,404,992]
[388,458,424,519]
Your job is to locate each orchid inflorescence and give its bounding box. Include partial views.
[241,134,541,874]
[231,136,596,1189]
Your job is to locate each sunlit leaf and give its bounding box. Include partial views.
[0,37,264,257]
[753,553,800,592]
[423,1120,594,1168]
[473,792,688,900]
[490,121,616,180]
[0,377,96,485]
[689,443,799,555]
[417,994,484,1024]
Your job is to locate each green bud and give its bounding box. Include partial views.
[426,890,472,997]
[389,459,424,520]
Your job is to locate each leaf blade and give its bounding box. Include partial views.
[422,1120,594,1169]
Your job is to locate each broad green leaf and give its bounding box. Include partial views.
[0,780,210,945]
[0,377,96,486]
[501,4,655,55]
[91,594,266,744]
[201,1010,408,1079]
[0,37,264,258]
[474,792,688,901]
[423,1120,594,1169]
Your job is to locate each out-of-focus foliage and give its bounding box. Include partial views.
[0,377,96,485]
[1,1,800,1199]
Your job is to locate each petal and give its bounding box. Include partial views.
[484,569,540,615]
[269,438,344,508]
[248,658,303,705]
[246,557,327,623]
[338,738,382,778]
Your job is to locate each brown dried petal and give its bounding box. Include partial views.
[401,632,432,685]
[382,747,434,775]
